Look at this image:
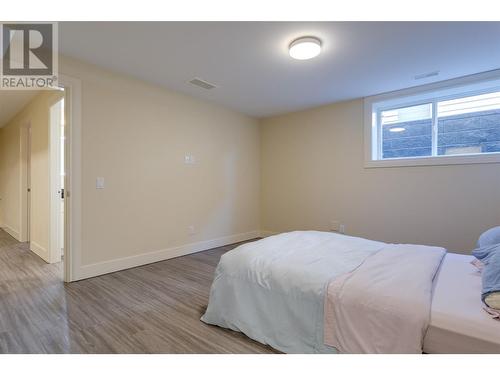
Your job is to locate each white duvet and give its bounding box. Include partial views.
[201,231,385,353]
[201,231,445,353]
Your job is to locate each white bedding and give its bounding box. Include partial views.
[202,231,500,354]
[424,253,500,353]
[201,231,385,353]
[324,244,445,353]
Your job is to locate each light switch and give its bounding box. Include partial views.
[96,177,105,189]
[184,154,196,164]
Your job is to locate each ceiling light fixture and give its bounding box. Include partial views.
[289,37,322,60]
[389,127,406,133]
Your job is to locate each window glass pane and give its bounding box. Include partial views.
[381,103,432,159]
[437,91,500,155]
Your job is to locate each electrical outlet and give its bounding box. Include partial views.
[339,224,345,234]
[330,220,340,232]
[188,225,196,235]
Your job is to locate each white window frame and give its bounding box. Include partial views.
[364,70,500,168]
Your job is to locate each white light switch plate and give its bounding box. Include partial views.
[96,177,105,189]
[184,154,196,164]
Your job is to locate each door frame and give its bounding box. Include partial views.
[13,74,81,283]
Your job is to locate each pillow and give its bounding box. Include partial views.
[473,229,500,311]
[472,244,500,309]
[471,243,500,261]
[477,226,500,248]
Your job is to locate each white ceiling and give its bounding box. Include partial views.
[59,22,500,118]
[0,91,41,128]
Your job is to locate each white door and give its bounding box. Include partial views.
[59,99,65,257]
[27,126,31,243]
[50,98,64,262]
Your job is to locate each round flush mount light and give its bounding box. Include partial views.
[389,127,406,133]
[289,37,322,60]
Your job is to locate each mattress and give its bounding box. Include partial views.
[424,253,500,353]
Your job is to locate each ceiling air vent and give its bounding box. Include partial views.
[414,71,440,80]
[188,78,217,90]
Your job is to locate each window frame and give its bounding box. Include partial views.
[364,70,500,168]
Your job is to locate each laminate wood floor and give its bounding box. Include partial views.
[0,229,278,353]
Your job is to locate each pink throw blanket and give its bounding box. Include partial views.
[324,244,445,353]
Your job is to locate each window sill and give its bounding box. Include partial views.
[364,153,500,168]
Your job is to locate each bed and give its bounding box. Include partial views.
[424,253,500,353]
[201,230,500,354]
[202,230,385,353]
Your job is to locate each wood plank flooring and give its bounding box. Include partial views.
[0,229,278,353]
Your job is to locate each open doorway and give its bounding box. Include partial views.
[1,89,66,276]
[1,76,79,283]
[19,90,66,268]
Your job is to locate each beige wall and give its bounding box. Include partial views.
[4,54,496,277]
[260,99,500,253]
[60,57,261,269]
[0,91,63,259]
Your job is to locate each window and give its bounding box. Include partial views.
[365,72,500,167]
[381,103,433,159]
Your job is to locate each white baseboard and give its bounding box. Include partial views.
[260,230,279,237]
[2,225,21,241]
[30,241,49,262]
[75,230,261,281]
